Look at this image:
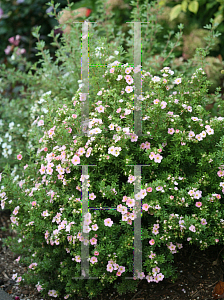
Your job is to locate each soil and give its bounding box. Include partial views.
[0,208,224,300]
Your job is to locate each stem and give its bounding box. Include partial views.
[162,28,183,64]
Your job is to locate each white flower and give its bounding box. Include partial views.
[9,122,15,128]
[43,91,51,96]
[151,76,161,83]
[38,98,46,104]
[95,47,105,58]
[106,56,115,61]
[41,107,48,114]
[2,143,8,149]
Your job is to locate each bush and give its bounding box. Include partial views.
[1,58,224,299]
[0,1,224,299]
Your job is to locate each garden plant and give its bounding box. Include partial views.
[0,0,224,299]
[0,0,223,182]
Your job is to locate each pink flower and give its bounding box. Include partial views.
[17,154,22,160]
[8,35,20,46]
[174,78,181,84]
[189,225,196,232]
[149,239,155,245]
[125,67,132,74]
[71,155,80,165]
[90,237,97,245]
[79,93,87,101]
[149,252,156,259]
[201,219,207,225]
[144,141,150,149]
[75,255,81,262]
[138,272,145,279]
[91,224,98,231]
[147,187,152,192]
[90,256,97,264]
[168,128,175,134]
[89,193,96,200]
[149,152,155,160]
[16,277,22,282]
[140,143,145,150]
[38,120,44,126]
[104,218,113,227]
[118,266,125,273]
[4,45,12,55]
[16,48,26,55]
[152,228,159,235]
[133,65,141,73]
[107,264,113,272]
[142,203,149,211]
[154,154,162,163]
[126,198,135,207]
[126,77,133,85]
[195,202,202,208]
[125,85,133,93]
[157,273,164,281]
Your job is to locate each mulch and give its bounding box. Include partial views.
[0,208,223,300]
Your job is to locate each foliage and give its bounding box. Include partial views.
[0,0,65,64]
[181,28,220,60]
[0,1,224,298]
[159,0,224,63]
[163,0,223,26]
[0,0,132,65]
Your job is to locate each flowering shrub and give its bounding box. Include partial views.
[1,54,224,299]
[0,1,224,299]
[1,0,222,185]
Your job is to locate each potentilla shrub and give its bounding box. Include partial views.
[1,0,222,187]
[1,58,224,299]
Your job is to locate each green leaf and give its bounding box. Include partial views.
[213,14,223,26]
[158,0,167,6]
[181,0,188,12]
[206,2,217,10]
[188,1,199,14]
[169,4,182,21]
